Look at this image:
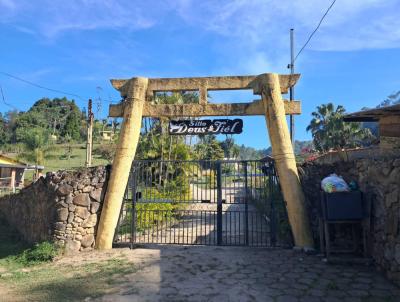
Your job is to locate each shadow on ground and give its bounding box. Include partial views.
[15,258,138,302]
[96,245,400,302]
[0,213,28,259]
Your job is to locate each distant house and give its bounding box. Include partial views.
[0,155,44,193]
[344,104,400,151]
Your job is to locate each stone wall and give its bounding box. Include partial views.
[299,156,400,285]
[0,166,109,253]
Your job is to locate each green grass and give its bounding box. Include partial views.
[1,257,138,302]
[16,143,110,181]
[0,216,59,270]
[42,143,109,173]
[0,216,138,301]
[13,242,59,266]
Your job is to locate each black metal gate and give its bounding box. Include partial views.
[114,159,286,247]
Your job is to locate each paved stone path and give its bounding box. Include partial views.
[190,182,245,203]
[135,182,269,246]
[120,182,271,246]
[92,246,400,302]
[133,206,269,246]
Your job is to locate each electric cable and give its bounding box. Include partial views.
[294,0,337,62]
[0,71,86,101]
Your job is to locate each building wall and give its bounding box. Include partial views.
[0,166,109,253]
[299,156,400,285]
[1,158,399,285]
[0,167,25,188]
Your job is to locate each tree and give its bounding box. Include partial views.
[0,113,10,145]
[93,143,116,163]
[13,97,84,143]
[194,135,224,160]
[306,103,373,152]
[136,92,197,161]
[63,109,81,141]
[220,137,235,158]
[237,145,266,160]
[377,90,400,108]
[18,127,53,165]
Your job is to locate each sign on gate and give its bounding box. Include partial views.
[169,119,243,135]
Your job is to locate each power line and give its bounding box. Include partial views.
[294,0,337,62]
[0,84,19,111]
[0,71,86,101]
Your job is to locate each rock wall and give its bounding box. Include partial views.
[0,166,109,253]
[299,156,400,285]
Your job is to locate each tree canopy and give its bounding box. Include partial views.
[1,97,85,146]
[306,103,373,152]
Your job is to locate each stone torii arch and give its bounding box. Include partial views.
[96,73,314,250]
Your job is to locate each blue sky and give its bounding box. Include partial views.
[1,0,400,149]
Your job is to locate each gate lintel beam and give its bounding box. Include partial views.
[111,74,300,97]
[108,100,301,118]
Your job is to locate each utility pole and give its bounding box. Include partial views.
[289,28,295,145]
[85,99,94,167]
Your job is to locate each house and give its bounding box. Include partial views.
[344,104,400,151]
[0,155,44,193]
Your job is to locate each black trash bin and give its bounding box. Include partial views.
[319,190,367,258]
[321,191,364,221]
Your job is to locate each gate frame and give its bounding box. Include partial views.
[96,73,314,250]
[116,158,279,247]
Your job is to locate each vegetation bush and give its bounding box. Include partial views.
[93,143,116,162]
[15,241,59,266]
[251,178,293,246]
[118,202,185,234]
[163,175,190,197]
[204,170,217,189]
[136,203,178,232]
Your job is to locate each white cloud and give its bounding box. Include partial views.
[162,0,400,76]
[0,0,15,8]
[1,0,170,37]
[1,0,399,82]
[20,68,55,82]
[2,0,399,51]
[40,1,158,37]
[170,0,400,51]
[0,0,17,20]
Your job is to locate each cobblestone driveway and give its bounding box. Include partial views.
[95,246,399,302]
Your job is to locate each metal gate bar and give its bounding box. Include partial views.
[114,159,285,247]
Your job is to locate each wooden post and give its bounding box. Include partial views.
[96,77,148,250]
[85,99,94,168]
[10,168,16,193]
[289,28,295,144]
[254,73,314,249]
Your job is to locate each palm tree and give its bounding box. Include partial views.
[306,103,372,152]
[194,135,224,160]
[17,128,55,178]
[137,92,197,186]
[221,137,240,160]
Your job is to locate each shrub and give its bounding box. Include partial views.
[16,241,59,266]
[93,143,116,162]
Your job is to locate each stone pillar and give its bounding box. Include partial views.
[254,73,314,249]
[96,77,148,250]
